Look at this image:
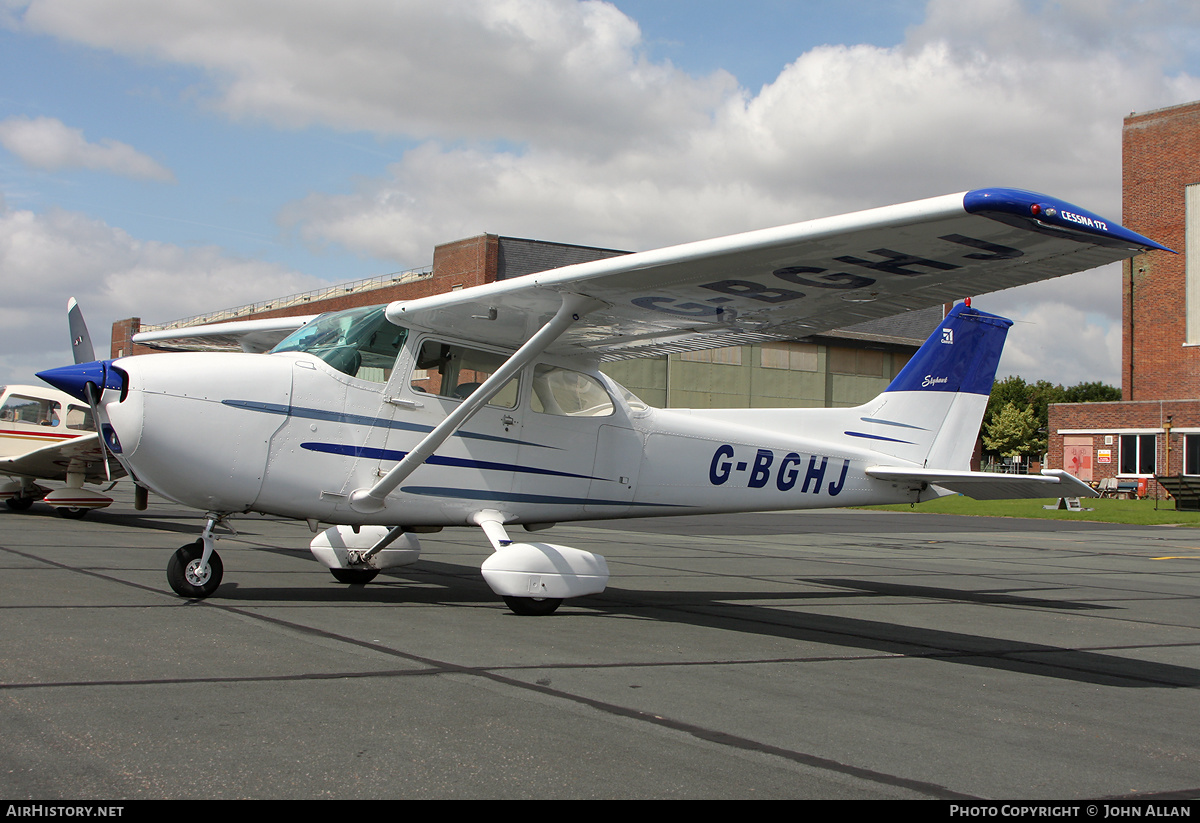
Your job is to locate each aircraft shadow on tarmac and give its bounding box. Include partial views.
[25,504,1195,689]
[10,505,216,536]
[201,555,1200,691]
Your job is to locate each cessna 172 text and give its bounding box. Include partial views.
[38,188,1169,615]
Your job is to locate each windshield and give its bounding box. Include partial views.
[271,306,407,383]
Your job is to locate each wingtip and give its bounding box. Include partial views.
[963,187,1173,253]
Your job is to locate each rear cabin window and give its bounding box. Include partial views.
[531,365,613,417]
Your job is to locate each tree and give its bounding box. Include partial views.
[982,402,1045,459]
[980,376,1119,462]
[1061,381,1122,404]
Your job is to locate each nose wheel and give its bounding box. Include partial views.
[166,539,224,599]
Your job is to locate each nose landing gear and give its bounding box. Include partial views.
[166,514,228,599]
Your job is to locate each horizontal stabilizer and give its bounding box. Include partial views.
[866,467,1098,500]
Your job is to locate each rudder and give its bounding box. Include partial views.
[846,302,1011,469]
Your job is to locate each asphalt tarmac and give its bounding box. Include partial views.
[2,485,1199,800]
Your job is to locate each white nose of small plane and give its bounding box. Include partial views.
[40,353,294,512]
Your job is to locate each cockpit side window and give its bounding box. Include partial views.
[0,395,61,426]
[271,306,406,383]
[410,340,518,408]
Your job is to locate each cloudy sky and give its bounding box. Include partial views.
[2,0,1199,389]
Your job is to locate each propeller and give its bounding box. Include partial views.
[67,297,96,364]
[43,299,126,488]
[55,300,149,509]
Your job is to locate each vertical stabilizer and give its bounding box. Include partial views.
[845,303,1011,469]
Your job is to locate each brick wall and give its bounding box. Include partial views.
[1122,101,1200,400]
[1049,399,1200,494]
[1048,100,1200,492]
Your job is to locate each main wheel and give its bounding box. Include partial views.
[167,540,223,599]
[502,596,563,616]
[55,507,89,519]
[5,496,34,511]
[330,567,379,584]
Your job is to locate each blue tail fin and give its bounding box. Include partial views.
[842,302,1012,469]
[885,303,1012,398]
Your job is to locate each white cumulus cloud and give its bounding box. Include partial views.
[0,116,176,182]
[6,0,1200,386]
[0,199,323,385]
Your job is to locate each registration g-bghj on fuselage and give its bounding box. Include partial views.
[38,188,1171,615]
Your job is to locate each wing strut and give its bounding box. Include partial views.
[349,292,604,514]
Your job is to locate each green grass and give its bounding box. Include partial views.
[857,495,1200,526]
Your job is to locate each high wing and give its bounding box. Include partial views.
[0,432,119,485]
[386,188,1169,358]
[133,315,318,353]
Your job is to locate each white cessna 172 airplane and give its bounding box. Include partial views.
[1,300,127,516]
[38,188,1169,614]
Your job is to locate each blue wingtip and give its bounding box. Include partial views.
[964,188,1174,253]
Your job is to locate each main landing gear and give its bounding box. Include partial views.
[5,495,35,511]
[1,477,114,518]
[474,511,608,617]
[501,595,564,616]
[329,567,379,585]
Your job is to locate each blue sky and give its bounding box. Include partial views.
[2,0,1199,388]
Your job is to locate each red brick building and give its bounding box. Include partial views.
[1048,100,1200,495]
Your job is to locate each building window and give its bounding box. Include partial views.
[1185,435,1200,476]
[1119,434,1156,476]
[1188,184,1200,344]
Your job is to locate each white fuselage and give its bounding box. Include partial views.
[101,344,935,527]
